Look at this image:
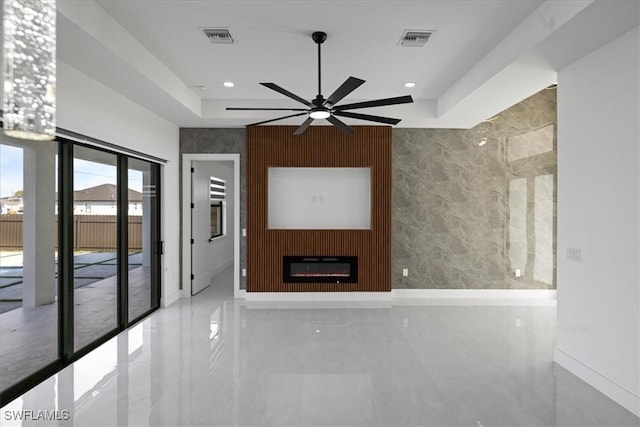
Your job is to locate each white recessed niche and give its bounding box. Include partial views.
[268,167,371,229]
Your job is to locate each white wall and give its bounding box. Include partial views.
[191,160,234,293]
[268,167,371,230]
[556,27,640,416]
[57,60,181,307]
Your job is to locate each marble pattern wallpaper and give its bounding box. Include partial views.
[392,88,557,289]
[180,128,247,289]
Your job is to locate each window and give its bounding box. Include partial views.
[210,177,226,239]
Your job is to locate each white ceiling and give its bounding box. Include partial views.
[56,0,639,129]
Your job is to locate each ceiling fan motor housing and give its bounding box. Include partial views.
[313,94,326,107]
[312,31,327,44]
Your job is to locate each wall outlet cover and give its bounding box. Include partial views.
[402,268,409,277]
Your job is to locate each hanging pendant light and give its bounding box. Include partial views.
[2,0,56,141]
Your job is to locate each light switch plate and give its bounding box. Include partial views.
[402,268,408,277]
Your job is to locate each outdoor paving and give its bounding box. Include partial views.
[0,252,143,315]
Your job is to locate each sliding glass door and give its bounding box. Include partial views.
[0,137,162,405]
[127,158,160,323]
[0,136,59,393]
[72,146,119,351]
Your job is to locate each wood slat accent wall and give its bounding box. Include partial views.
[247,125,391,292]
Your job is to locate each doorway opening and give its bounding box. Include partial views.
[182,154,240,297]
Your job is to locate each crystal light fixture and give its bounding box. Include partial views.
[3,0,56,141]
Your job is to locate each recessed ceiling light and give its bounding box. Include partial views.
[478,137,488,146]
[404,82,416,88]
[193,85,207,91]
[223,81,235,88]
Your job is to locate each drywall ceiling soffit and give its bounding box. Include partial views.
[56,0,202,124]
[529,0,640,71]
[55,0,638,129]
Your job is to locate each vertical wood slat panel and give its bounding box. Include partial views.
[247,126,391,292]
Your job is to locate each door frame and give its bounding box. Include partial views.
[182,153,241,298]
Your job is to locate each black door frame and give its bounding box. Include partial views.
[0,137,162,406]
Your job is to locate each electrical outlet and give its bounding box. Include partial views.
[402,268,409,277]
[515,268,521,278]
[242,228,246,237]
[242,268,246,277]
[567,248,582,262]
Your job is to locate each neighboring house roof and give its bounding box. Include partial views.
[0,197,23,204]
[73,184,143,202]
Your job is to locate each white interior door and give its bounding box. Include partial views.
[191,163,211,294]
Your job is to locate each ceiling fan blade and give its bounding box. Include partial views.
[293,117,314,135]
[260,83,313,107]
[326,115,354,134]
[247,112,307,126]
[333,111,401,125]
[227,107,308,111]
[333,95,414,111]
[324,77,366,107]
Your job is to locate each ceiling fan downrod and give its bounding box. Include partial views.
[312,31,327,107]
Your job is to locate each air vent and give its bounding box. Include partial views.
[399,30,434,47]
[202,28,235,44]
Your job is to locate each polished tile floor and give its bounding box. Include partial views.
[0,260,152,391]
[1,267,638,426]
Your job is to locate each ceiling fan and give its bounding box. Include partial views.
[226,31,414,135]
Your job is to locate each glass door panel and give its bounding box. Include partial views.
[0,137,59,391]
[127,158,159,322]
[73,146,118,351]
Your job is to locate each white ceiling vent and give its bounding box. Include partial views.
[398,30,434,47]
[202,28,235,44]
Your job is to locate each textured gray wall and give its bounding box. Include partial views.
[392,88,557,289]
[180,129,246,289]
[178,88,556,291]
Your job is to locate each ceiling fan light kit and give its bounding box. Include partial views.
[227,31,413,135]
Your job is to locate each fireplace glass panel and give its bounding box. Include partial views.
[290,262,351,278]
[283,256,357,283]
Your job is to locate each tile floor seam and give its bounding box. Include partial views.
[349,307,385,427]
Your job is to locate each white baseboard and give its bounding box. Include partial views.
[391,289,556,305]
[236,289,557,305]
[161,290,181,307]
[243,292,392,302]
[554,348,640,417]
[392,289,556,299]
[210,259,234,280]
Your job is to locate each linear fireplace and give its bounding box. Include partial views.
[283,256,358,283]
